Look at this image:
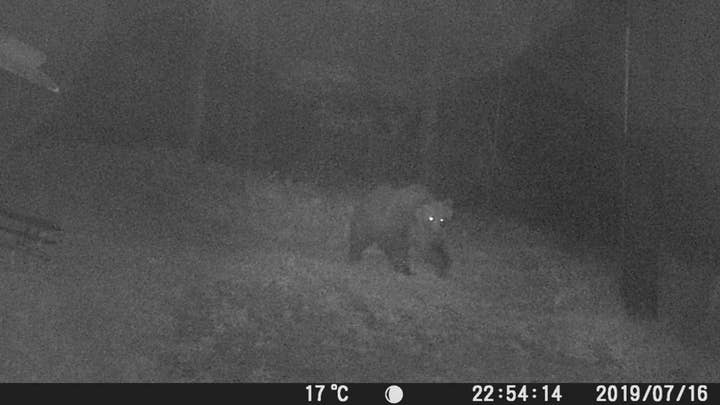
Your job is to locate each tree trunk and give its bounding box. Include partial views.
[487,70,504,208]
[419,12,442,188]
[186,0,216,161]
[619,1,659,320]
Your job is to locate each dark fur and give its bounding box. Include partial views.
[348,184,453,276]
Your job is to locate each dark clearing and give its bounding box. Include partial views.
[1,0,719,383]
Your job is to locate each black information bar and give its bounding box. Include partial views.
[4,383,718,404]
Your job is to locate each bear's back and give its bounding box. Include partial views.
[357,184,432,231]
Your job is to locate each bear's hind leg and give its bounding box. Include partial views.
[381,237,412,275]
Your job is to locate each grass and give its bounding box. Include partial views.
[0,141,718,381]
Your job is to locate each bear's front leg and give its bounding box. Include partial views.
[424,243,451,277]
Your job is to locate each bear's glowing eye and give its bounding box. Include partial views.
[428,216,435,222]
[439,218,445,223]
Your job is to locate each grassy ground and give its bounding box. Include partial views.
[0,142,718,381]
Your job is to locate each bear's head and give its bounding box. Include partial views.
[415,199,453,238]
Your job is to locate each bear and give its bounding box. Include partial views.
[348,184,453,277]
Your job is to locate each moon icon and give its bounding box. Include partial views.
[384,385,403,404]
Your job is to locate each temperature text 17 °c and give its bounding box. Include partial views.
[306,384,350,403]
